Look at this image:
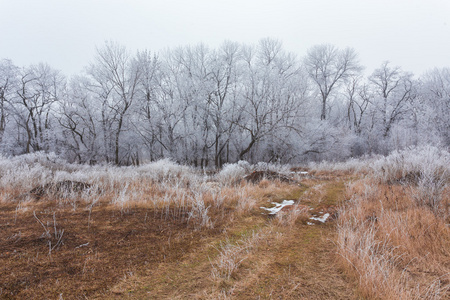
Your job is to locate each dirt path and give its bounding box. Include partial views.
[228,225,358,299]
[102,174,361,299]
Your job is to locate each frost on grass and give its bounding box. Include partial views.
[370,146,450,213]
[216,161,251,185]
[0,153,200,193]
[210,230,265,280]
[337,154,450,299]
[370,145,450,185]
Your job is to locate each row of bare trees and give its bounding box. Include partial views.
[0,39,449,166]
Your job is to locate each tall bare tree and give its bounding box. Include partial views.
[369,61,416,137]
[420,67,450,146]
[208,41,241,167]
[304,44,362,120]
[0,59,18,144]
[58,75,101,163]
[87,41,141,164]
[237,39,308,162]
[344,75,372,135]
[10,63,64,153]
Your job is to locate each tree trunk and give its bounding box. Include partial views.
[321,96,327,120]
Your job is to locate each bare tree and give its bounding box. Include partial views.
[345,75,372,135]
[236,39,308,162]
[304,44,362,120]
[87,41,141,165]
[58,75,100,163]
[369,61,416,137]
[133,49,159,163]
[420,67,450,146]
[10,63,64,153]
[207,41,241,167]
[0,59,18,144]
[149,45,207,163]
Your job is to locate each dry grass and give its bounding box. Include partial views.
[274,204,310,227]
[334,147,450,299]
[337,178,450,299]
[3,150,449,299]
[209,230,265,281]
[0,155,358,299]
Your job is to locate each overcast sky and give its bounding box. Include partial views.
[1,0,450,77]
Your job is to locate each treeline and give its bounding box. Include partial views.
[0,39,449,167]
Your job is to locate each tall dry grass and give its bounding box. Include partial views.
[0,153,283,230]
[337,146,450,299]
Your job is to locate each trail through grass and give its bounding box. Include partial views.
[0,170,361,299]
[100,173,359,299]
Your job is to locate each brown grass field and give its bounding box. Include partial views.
[1,153,449,299]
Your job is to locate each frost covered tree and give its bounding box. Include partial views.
[132,50,159,163]
[1,40,448,164]
[86,41,141,165]
[419,67,450,146]
[207,41,242,167]
[0,59,18,145]
[344,75,372,135]
[304,44,362,120]
[7,63,65,154]
[148,45,207,163]
[236,39,309,162]
[369,61,416,138]
[58,75,101,163]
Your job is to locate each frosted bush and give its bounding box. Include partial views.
[0,152,78,174]
[136,158,198,185]
[187,191,212,229]
[413,170,448,213]
[0,161,53,192]
[370,146,450,184]
[216,161,251,185]
[0,154,201,204]
[370,146,449,213]
[0,152,90,192]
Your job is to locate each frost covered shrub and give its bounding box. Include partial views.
[370,146,450,213]
[0,152,79,175]
[88,158,198,188]
[136,158,198,185]
[370,146,450,185]
[0,163,49,192]
[187,190,212,229]
[0,153,201,201]
[0,153,59,192]
[0,152,92,193]
[216,161,252,185]
[413,171,448,212]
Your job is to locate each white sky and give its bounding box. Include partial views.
[1,0,450,77]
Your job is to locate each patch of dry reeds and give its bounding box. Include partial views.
[337,174,450,299]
